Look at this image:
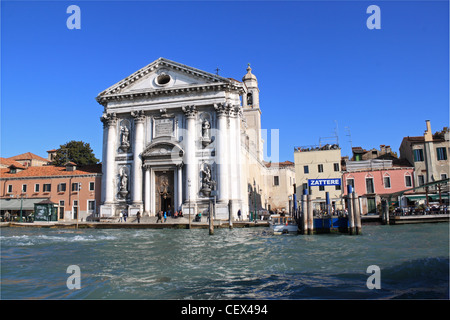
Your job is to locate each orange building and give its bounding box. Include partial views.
[0,160,102,222]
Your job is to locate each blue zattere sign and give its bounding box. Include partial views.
[308,178,341,186]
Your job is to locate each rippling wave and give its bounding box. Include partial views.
[1,224,448,299]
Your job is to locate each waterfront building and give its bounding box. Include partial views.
[264,161,296,213]
[96,57,281,220]
[2,152,50,168]
[351,145,398,161]
[399,120,449,190]
[342,158,415,214]
[0,160,102,221]
[293,144,343,211]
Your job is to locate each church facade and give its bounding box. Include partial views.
[96,57,279,220]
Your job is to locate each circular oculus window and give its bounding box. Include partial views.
[156,73,171,86]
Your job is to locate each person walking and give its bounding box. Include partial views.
[156,211,162,223]
[237,209,241,221]
[164,211,167,223]
[123,211,128,222]
[136,211,141,223]
[119,211,123,222]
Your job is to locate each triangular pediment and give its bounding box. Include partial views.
[97,57,235,101]
[142,138,184,166]
[142,139,184,157]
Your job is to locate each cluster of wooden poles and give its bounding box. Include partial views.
[299,187,362,235]
[346,190,362,235]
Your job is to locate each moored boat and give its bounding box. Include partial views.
[269,215,298,234]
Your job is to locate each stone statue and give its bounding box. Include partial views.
[201,164,214,196]
[202,164,211,188]
[118,168,129,200]
[201,119,211,147]
[159,175,170,195]
[202,119,210,139]
[120,170,128,192]
[120,126,130,152]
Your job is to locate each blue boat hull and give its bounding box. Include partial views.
[313,216,349,233]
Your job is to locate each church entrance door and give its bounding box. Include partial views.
[161,196,172,213]
[155,170,174,214]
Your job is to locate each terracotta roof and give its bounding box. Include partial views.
[265,160,295,168]
[392,158,413,167]
[0,164,102,178]
[8,152,49,163]
[403,136,445,143]
[0,157,26,169]
[352,147,366,153]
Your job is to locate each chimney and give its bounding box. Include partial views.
[424,120,433,142]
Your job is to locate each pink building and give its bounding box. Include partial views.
[0,161,102,222]
[342,159,414,214]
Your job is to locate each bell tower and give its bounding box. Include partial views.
[242,64,260,109]
[242,64,263,161]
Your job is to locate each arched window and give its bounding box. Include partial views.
[404,172,412,187]
[365,173,375,194]
[383,173,391,189]
[247,92,253,106]
[345,174,355,192]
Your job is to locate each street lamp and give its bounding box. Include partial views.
[209,179,216,234]
[210,179,216,219]
[19,192,25,222]
[77,182,81,229]
[288,195,292,216]
[188,178,191,229]
[253,181,257,222]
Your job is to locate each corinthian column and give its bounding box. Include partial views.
[214,103,229,202]
[182,105,197,203]
[100,112,117,204]
[131,110,145,205]
[144,165,151,215]
[229,105,238,200]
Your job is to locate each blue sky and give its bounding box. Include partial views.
[1,0,449,163]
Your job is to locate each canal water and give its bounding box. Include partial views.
[1,223,448,300]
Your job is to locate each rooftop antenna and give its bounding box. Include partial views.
[334,120,339,146]
[318,121,339,147]
[345,126,353,149]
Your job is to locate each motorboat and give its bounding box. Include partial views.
[269,215,298,234]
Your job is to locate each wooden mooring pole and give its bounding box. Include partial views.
[352,192,362,235]
[348,193,355,235]
[382,199,390,225]
[209,200,214,235]
[301,194,308,235]
[228,201,233,229]
[307,194,314,234]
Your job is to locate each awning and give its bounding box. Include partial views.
[404,195,427,200]
[0,198,49,211]
[429,194,449,200]
[404,194,449,201]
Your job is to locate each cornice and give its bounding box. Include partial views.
[96,82,243,107]
[0,173,102,181]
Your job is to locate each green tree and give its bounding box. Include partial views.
[52,141,99,166]
[434,127,449,139]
